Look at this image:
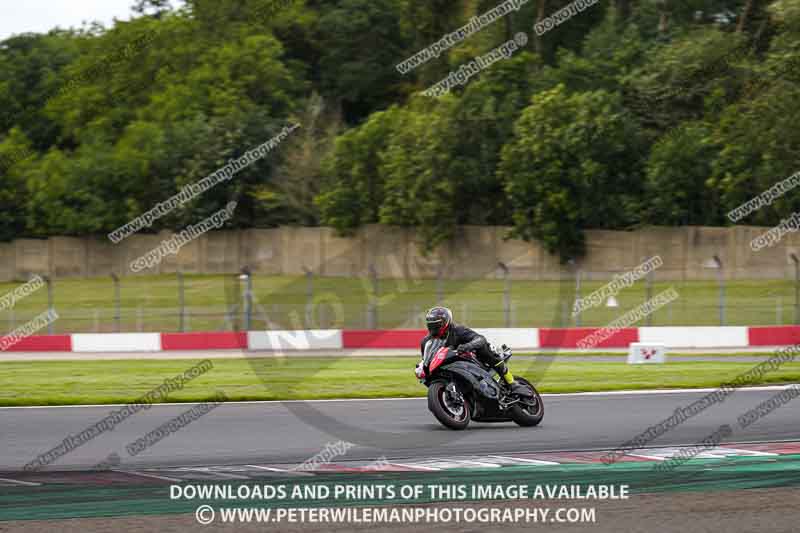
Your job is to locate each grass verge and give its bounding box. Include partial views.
[2,356,800,406]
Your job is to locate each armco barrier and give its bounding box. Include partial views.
[248,329,343,351]
[474,328,539,349]
[748,326,800,346]
[4,326,800,353]
[639,326,748,348]
[71,333,162,352]
[0,334,71,351]
[342,330,425,349]
[538,327,639,348]
[161,332,247,350]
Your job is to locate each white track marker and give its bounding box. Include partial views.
[179,467,250,480]
[115,470,183,482]
[245,464,290,472]
[0,477,41,486]
[245,465,314,476]
[628,453,669,461]
[386,462,441,471]
[487,455,560,465]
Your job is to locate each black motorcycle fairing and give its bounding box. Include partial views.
[422,342,515,421]
[438,360,503,400]
[434,360,512,421]
[421,337,447,377]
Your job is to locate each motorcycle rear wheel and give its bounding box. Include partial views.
[428,380,471,430]
[509,377,544,427]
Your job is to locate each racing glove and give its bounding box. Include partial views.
[457,336,487,354]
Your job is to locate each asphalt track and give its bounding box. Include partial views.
[3,385,800,472]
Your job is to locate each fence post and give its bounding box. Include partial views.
[368,264,378,329]
[240,267,252,331]
[791,253,799,324]
[574,268,582,327]
[111,273,121,333]
[44,275,54,334]
[304,268,313,328]
[646,268,654,326]
[716,256,726,326]
[177,271,185,332]
[498,262,510,328]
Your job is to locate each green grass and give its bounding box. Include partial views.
[2,356,800,406]
[0,273,798,332]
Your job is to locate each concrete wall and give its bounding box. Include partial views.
[0,225,795,281]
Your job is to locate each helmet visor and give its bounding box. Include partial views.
[426,318,448,337]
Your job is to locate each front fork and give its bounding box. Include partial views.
[445,381,465,406]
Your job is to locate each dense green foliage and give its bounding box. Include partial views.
[1,0,799,259]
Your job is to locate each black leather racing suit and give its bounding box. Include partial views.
[419,324,504,370]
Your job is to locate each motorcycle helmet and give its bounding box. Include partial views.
[425,306,453,338]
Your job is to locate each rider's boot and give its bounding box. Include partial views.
[494,361,531,396]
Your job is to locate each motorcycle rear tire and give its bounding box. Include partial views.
[508,378,544,427]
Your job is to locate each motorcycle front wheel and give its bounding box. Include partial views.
[428,380,471,430]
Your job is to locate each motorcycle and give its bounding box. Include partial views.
[415,337,544,430]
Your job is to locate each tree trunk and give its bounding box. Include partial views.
[658,11,670,35]
[614,0,631,22]
[535,0,547,55]
[737,0,755,32]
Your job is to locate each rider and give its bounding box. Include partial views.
[420,306,531,396]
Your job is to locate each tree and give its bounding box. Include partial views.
[377,97,460,251]
[445,51,545,225]
[317,106,406,233]
[0,129,32,240]
[499,84,646,260]
[642,122,719,225]
[317,0,412,123]
[264,93,343,226]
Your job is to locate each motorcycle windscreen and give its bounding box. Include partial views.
[422,337,446,366]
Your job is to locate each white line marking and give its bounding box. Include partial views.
[245,465,313,476]
[3,383,799,409]
[450,460,502,468]
[388,463,441,471]
[628,454,669,461]
[115,470,183,482]
[182,468,250,480]
[488,455,560,465]
[711,448,778,457]
[0,477,41,486]
[245,465,290,472]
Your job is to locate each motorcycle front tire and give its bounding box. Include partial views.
[428,380,471,430]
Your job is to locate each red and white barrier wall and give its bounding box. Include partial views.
[3,325,800,352]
